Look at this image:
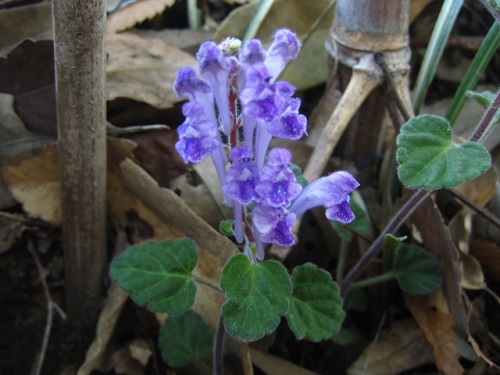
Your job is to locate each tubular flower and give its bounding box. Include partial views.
[173,28,359,260]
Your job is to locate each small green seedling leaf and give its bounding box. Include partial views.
[219,219,234,237]
[286,263,345,342]
[382,234,407,273]
[109,238,197,315]
[396,114,491,189]
[466,90,500,125]
[392,243,442,295]
[220,254,292,342]
[159,310,213,368]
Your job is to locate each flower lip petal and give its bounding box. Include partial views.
[289,171,360,222]
[174,66,211,99]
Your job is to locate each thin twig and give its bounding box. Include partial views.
[374,52,411,122]
[341,189,430,297]
[213,314,226,375]
[28,239,67,375]
[303,68,380,182]
[469,88,500,142]
[446,189,500,231]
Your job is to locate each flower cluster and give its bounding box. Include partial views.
[174,29,359,260]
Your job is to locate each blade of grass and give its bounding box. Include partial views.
[187,0,202,30]
[242,0,275,43]
[412,0,463,114]
[445,21,500,125]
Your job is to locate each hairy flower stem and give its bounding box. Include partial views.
[213,314,226,375]
[341,188,430,297]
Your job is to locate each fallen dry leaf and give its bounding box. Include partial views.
[0,39,57,136]
[170,157,231,228]
[1,142,61,225]
[128,129,187,188]
[0,2,52,52]
[106,32,197,109]
[77,283,129,375]
[405,290,464,375]
[250,347,320,375]
[347,319,433,375]
[107,0,175,33]
[470,239,500,282]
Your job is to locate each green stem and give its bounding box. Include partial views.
[187,0,202,30]
[213,314,225,375]
[192,274,223,295]
[341,189,431,297]
[469,88,500,143]
[336,239,349,284]
[349,272,396,291]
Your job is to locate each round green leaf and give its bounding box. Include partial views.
[220,254,292,342]
[159,310,213,368]
[396,114,491,189]
[393,243,442,295]
[109,238,197,315]
[285,263,345,342]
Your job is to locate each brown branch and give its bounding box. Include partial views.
[52,0,107,325]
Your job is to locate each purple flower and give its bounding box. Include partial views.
[255,148,302,207]
[197,42,239,135]
[175,102,220,164]
[222,146,259,205]
[172,29,359,261]
[253,202,296,247]
[173,67,216,125]
[265,28,302,80]
[289,171,360,223]
[266,98,307,140]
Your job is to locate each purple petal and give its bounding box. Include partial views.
[196,41,235,135]
[265,29,301,80]
[255,148,302,207]
[254,203,296,247]
[222,146,259,205]
[325,200,355,223]
[289,171,360,223]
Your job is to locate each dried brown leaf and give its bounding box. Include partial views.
[1,143,61,225]
[107,0,175,33]
[405,290,464,375]
[470,239,500,282]
[459,250,485,290]
[170,157,231,228]
[348,319,433,375]
[249,347,320,375]
[106,32,196,109]
[0,2,52,52]
[77,283,129,375]
[128,129,186,188]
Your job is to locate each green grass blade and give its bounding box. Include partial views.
[242,0,276,43]
[187,0,202,30]
[445,21,500,125]
[412,0,463,114]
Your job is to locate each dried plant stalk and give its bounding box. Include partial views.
[52,0,107,325]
